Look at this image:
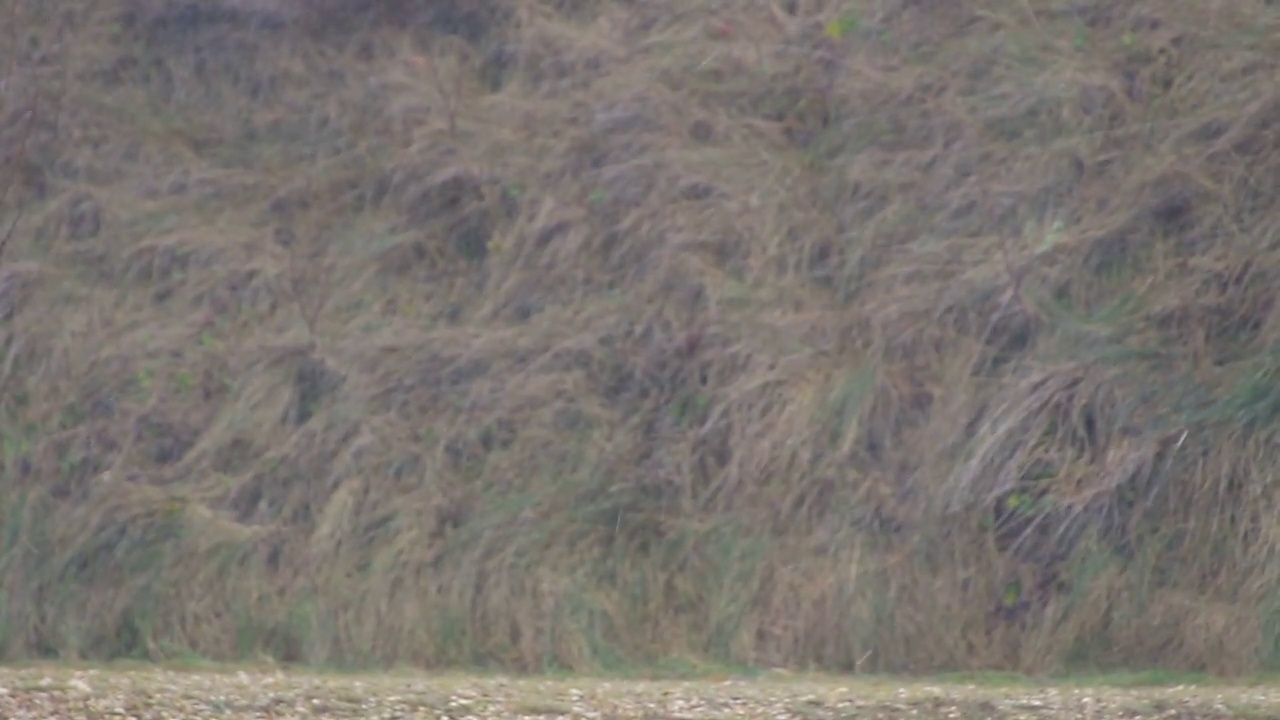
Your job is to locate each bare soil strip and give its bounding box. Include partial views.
[2,668,1278,719]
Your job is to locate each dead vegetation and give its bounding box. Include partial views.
[0,0,1279,676]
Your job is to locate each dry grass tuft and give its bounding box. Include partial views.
[1,0,1279,675]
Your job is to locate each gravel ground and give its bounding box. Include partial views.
[1,667,1278,719]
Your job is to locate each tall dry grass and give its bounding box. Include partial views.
[1,0,1278,675]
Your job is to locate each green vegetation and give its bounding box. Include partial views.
[1,0,1278,677]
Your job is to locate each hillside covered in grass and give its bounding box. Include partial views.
[1,0,1278,675]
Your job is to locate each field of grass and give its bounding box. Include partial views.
[1,0,1279,678]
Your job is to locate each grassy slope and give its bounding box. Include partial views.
[1,0,1279,675]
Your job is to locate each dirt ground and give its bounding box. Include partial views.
[2,668,1279,720]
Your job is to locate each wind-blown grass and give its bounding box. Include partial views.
[0,0,1278,676]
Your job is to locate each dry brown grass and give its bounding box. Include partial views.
[1,0,1279,676]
